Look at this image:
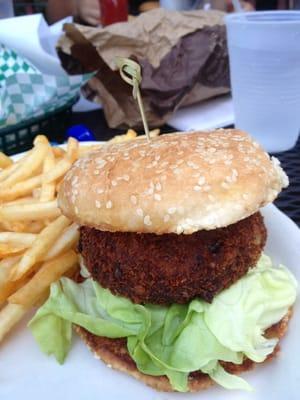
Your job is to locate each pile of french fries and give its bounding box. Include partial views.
[0,128,160,344]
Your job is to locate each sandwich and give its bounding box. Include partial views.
[29,129,297,392]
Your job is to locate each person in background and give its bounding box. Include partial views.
[46,0,253,26]
[47,0,101,26]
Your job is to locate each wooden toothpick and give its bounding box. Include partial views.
[116,57,150,141]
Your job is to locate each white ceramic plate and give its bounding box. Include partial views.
[0,147,299,400]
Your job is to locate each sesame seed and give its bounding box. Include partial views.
[203,185,211,192]
[95,159,106,168]
[74,206,79,214]
[168,207,176,214]
[154,193,161,201]
[144,215,152,226]
[145,187,154,195]
[112,180,117,186]
[130,195,137,205]
[136,208,143,217]
[123,175,130,181]
[178,206,185,214]
[164,214,170,222]
[95,200,101,208]
[221,182,230,189]
[106,201,112,209]
[187,161,199,170]
[194,185,201,191]
[96,188,104,194]
[198,176,206,185]
[93,170,100,175]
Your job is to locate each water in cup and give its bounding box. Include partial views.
[226,12,300,152]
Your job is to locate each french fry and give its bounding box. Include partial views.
[44,223,79,261]
[78,145,101,156]
[0,255,21,285]
[0,175,42,201]
[9,250,78,308]
[149,128,160,138]
[0,161,20,182]
[33,135,50,146]
[0,303,26,342]
[42,158,72,184]
[0,200,61,222]
[0,152,13,169]
[5,197,39,206]
[0,256,38,306]
[40,149,56,202]
[10,215,70,281]
[0,244,26,257]
[66,137,79,162]
[0,275,32,306]
[0,220,28,233]
[108,129,137,143]
[52,147,66,157]
[0,232,36,247]
[33,290,51,307]
[0,142,48,189]
[138,128,161,140]
[32,187,42,199]
[24,221,46,234]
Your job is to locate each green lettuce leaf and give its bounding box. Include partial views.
[29,254,297,392]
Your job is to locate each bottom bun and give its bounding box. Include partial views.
[75,309,292,392]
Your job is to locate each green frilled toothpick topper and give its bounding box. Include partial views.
[116,57,150,141]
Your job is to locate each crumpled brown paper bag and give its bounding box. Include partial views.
[57,8,230,129]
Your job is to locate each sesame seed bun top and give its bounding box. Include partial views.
[58,130,288,234]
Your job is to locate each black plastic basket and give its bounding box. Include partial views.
[0,96,78,155]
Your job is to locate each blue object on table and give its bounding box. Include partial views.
[66,124,96,142]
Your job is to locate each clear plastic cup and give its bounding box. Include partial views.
[0,0,14,19]
[225,11,300,152]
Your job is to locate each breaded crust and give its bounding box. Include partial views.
[75,308,292,392]
[79,212,266,304]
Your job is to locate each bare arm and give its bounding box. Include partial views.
[46,0,100,26]
[46,0,77,24]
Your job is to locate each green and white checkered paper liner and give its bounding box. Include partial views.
[0,44,90,127]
